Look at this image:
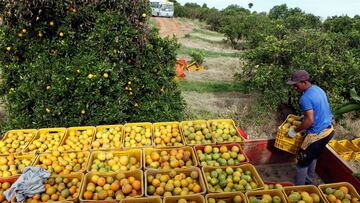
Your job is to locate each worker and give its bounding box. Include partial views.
[286,70,334,185]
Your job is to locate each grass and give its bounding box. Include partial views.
[148,18,157,28]
[178,46,240,58]
[187,34,225,44]
[177,80,244,92]
[192,28,223,37]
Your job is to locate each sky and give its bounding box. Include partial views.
[176,0,360,20]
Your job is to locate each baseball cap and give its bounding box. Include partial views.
[286,70,310,85]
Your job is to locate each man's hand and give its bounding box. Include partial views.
[288,128,297,138]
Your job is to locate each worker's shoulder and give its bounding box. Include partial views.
[306,85,326,95]
[300,85,326,101]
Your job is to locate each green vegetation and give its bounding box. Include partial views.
[192,28,223,37]
[175,1,360,114]
[178,80,244,93]
[0,0,185,129]
[189,50,205,64]
[188,35,224,44]
[178,46,240,58]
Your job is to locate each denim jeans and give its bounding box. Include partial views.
[295,130,334,185]
[295,159,317,185]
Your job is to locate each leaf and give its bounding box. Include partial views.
[350,88,360,102]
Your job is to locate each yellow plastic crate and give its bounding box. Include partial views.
[283,185,326,203]
[318,182,360,203]
[327,140,353,161]
[274,139,300,155]
[0,153,37,178]
[20,173,84,203]
[33,151,90,175]
[80,170,144,202]
[145,167,206,197]
[180,120,215,146]
[207,119,244,144]
[153,121,184,147]
[143,146,198,170]
[164,194,205,203]
[352,138,360,148]
[206,192,246,203]
[23,127,66,153]
[87,149,142,172]
[245,189,287,203]
[0,129,37,155]
[202,164,264,193]
[275,114,304,154]
[60,126,95,151]
[338,139,360,160]
[92,124,123,150]
[121,197,162,203]
[123,122,153,148]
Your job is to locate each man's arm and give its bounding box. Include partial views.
[295,109,314,132]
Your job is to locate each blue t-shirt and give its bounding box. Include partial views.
[300,85,332,134]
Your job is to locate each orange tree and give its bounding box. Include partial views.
[0,0,185,129]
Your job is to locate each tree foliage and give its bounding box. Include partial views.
[238,29,360,110]
[0,0,185,129]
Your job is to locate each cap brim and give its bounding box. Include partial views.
[286,80,298,85]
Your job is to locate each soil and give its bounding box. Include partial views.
[153,17,192,38]
[255,163,324,185]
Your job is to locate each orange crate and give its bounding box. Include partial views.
[143,146,197,170]
[121,197,162,203]
[274,139,300,155]
[327,140,353,161]
[352,138,360,148]
[318,182,360,203]
[123,122,152,148]
[338,140,360,160]
[205,192,246,203]
[194,143,249,167]
[245,189,287,203]
[80,170,143,202]
[153,122,184,147]
[164,194,205,203]
[20,173,84,203]
[88,149,142,172]
[92,124,123,150]
[145,167,206,197]
[276,114,304,147]
[180,120,215,146]
[284,185,326,203]
[23,128,66,153]
[207,119,243,144]
[0,154,37,178]
[60,126,95,151]
[0,129,37,155]
[202,164,264,193]
[33,151,90,175]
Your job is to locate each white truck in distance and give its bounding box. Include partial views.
[150,0,174,18]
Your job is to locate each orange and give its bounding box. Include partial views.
[192,184,201,193]
[51,194,59,201]
[132,180,141,190]
[327,194,337,203]
[128,176,135,184]
[122,184,132,195]
[97,177,106,187]
[83,191,93,200]
[98,190,108,200]
[32,194,40,200]
[110,182,120,192]
[41,194,50,202]
[339,186,349,195]
[91,175,99,184]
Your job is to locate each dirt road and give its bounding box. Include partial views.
[153,17,192,38]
